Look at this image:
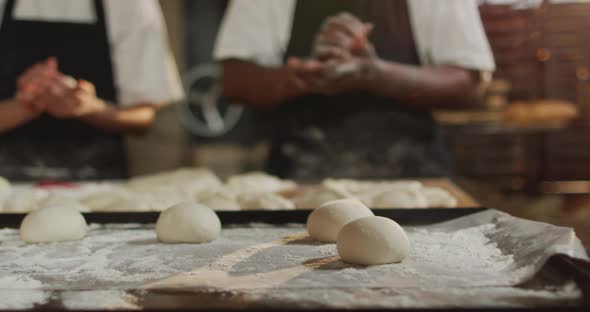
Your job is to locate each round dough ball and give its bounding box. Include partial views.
[3,188,49,213]
[0,176,11,191]
[293,186,353,209]
[237,192,295,211]
[41,195,89,212]
[202,195,240,211]
[337,216,410,265]
[307,199,374,242]
[323,179,422,195]
[20,205,87,243]
[0,176,12,211]
[367,188,428,209]
[82,189,150,212]
[422,187,458,208]
[226,172,297,194]
[81,189,129,211]
[156,202,221,244]
[196,188,240,211]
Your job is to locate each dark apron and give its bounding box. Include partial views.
[267,0,452,181]
[0,0,127,181]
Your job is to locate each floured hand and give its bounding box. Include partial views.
[312,12,376,62]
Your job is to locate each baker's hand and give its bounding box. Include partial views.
[287,56,374,96]
[312,12,376,62]
[15,57,61,116]
[43,80,108,119]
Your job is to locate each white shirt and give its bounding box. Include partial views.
[0,0,184,106]
[214,0,496,73]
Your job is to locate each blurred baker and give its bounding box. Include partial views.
[0,0,183,181]
[214,0,495,180]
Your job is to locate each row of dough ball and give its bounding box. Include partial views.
[20,198,295,245]
[20,197,409,267]
[0,171,298,213]
[0,187,296,213]
[295,179,457,209]
[127,169,297,199]
[1,172,458,213]
[20,201,222,244]
[127,170,297,211]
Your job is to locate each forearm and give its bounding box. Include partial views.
[222,60,304,108]
[366,59,483,110]
[81,103,157,134]
[0,99,36,134]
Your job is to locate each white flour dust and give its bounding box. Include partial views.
[60,290,140,310]
[0,290,50,310]
[0,221,581,309]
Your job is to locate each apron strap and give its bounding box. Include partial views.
[1,0,16,29]
[93,0,106,29]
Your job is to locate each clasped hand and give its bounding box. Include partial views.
[15,57,107,119]
[287,12,378,95]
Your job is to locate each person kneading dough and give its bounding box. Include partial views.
[20,204,88,243]
[0,0,183,181]
[156,202,221,244]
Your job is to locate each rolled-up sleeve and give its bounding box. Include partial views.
[409,0,496,72]
[213,0,295,67]
[105,0,184,107]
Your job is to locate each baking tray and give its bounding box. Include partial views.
[0,208,486,228]
[0,208,588,311]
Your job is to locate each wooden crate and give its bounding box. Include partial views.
[480,1,590,108]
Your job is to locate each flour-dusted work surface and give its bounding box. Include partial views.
[0,210,588,310]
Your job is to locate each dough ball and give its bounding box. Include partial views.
[337,216,410,265]
[3,188,49,213]
[306,199,374,242]
[82,190,128,211]
[20,205,88,243]
[168,168,224,196]
[422,187,458,208]
[364,188,428,209]
[0,177,12,211]
[145,186,192,212]
[237,192,295,210]
[41,195,89,212]
[128,168,221,190]
[226,172,297,194]
[81,189,149,212]
[293,186,353,209]
[156,202,221,244]
[0,176,11,192]
[97,195,147,212]
[197,188,240,211]
[127,168,223,199]
[323,179,422,195]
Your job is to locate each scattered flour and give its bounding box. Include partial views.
[0,275,43,288]
[0,222,582,309]
[61,290,140,310]
[0,290,50,310]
